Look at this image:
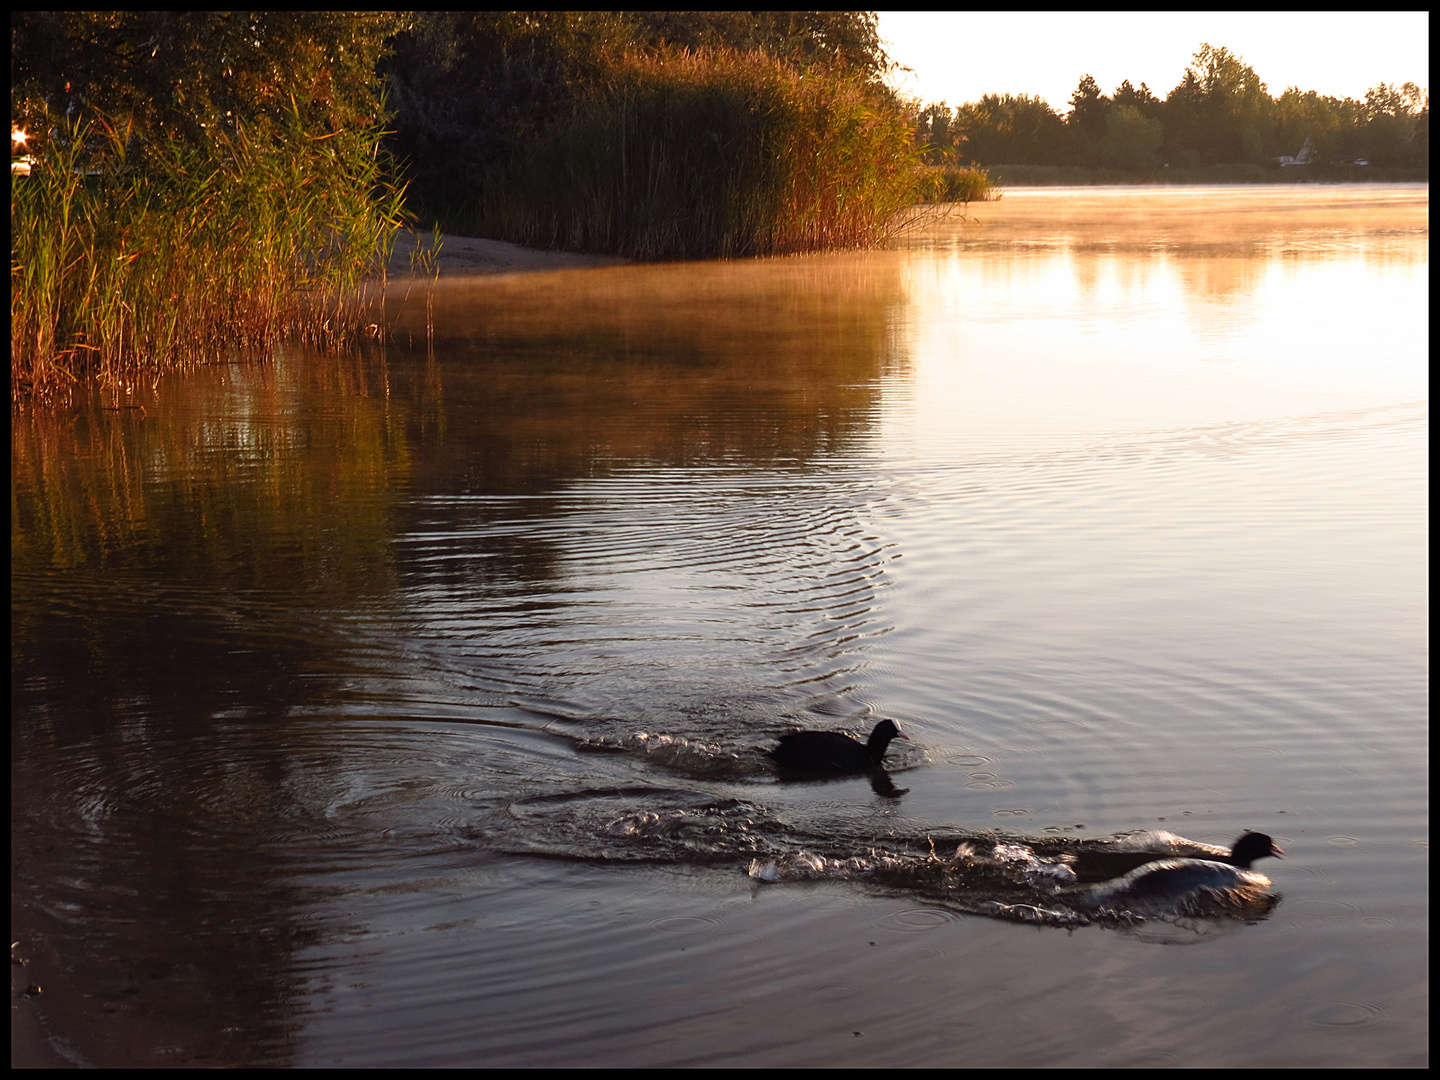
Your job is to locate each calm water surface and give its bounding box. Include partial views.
[12,185,1428,1066]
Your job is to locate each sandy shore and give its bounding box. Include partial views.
[385,230,627,281]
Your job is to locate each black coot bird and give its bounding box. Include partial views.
[768,719,909,772]
[1059,835,1284,915]
[1066,858,1280,916]
[1061,831,1283,884]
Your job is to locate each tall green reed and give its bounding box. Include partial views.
[479,49,926,260]
[918,165,998,208]
[11,104,405,400]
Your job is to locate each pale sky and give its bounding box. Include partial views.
[879,11,1430,112]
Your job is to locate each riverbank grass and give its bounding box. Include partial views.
[11,108,403,400]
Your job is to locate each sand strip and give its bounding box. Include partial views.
[385,230,627,281]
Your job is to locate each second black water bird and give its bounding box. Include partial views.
[767,719,909,772]
[1057,831,1284,884]
[1063,848,1283,918]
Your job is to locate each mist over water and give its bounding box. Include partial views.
[12,185,1427,1066]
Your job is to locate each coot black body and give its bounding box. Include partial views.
[1062,831,1283,884]
[768,719,909,772]
[1066,857,1280,916]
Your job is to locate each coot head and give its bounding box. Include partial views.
[768,719,909,772]
[866,719,908,756]
[1229,831,1283,869]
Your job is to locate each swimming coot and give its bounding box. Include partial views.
[1059,831,1283,884]
[1065,856,1279,918]
[767,719,909,772]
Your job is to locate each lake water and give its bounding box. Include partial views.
[11,185,1428,1067]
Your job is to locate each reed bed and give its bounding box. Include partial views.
[479,49,925,260]
[11,106,404,400]
[918,165,998,208]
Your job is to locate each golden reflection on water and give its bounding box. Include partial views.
[11,353,415,593]
[910,183,1428,252]
[18,187,1423,583]
[381,254,909,470]
[889,185,1427,455]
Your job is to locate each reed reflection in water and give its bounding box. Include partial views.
[10,185,1428,1067]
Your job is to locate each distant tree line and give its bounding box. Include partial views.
[914,44,1428,172]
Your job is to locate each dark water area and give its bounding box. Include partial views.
[11,186,1428,1066]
